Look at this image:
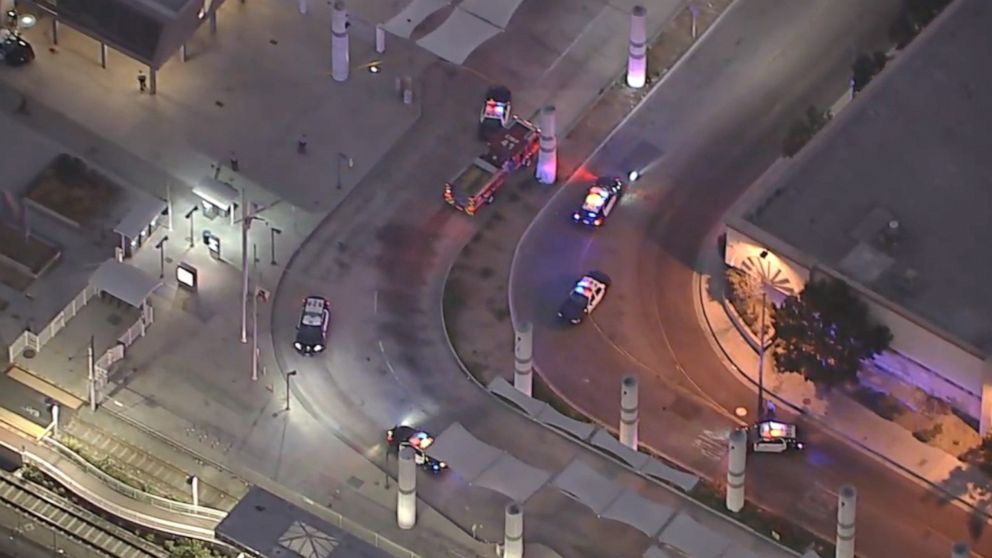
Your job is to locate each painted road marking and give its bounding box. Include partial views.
[692,429,728,461]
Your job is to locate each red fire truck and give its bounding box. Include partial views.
[444,117,540,215]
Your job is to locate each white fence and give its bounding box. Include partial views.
[93,304,154,404]
[7,284,99,364]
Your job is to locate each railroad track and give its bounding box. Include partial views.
[60,418,243,511]
[0,470,168,558]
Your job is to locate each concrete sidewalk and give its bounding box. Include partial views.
[694,239,992,514]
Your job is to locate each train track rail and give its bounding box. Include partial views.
[0,470,168,558]
[61,418,242,510]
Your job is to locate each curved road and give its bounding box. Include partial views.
[509,0,992,557]
[266,62,792,557]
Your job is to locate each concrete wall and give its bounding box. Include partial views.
[725,222,986,420]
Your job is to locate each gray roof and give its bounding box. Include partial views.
[216,487,394,558]
[90,259,162,308]
[33,0,216,68]
[742,0,992,355]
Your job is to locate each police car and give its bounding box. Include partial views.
[572,177,623,227]
[479,85,512,140]
[386,425,448,474]
[750,420,805,453]
[557,271,610,325]
[0,31,34,67]
[294,296,330,355]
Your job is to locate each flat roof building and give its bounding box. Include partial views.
[725,0,992,428]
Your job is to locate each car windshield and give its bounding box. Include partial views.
[581,187,610,212]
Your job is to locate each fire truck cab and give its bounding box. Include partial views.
[444,117,540,215]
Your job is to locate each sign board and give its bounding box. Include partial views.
[177,262,198,290]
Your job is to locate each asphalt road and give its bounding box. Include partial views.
[267,36,793,558]
[508,0,992,557]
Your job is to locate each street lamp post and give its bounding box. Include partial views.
[756,290,768,420]
[252,284,260,382]
[185,206,199,248]
[285,370,298,411]
[336,152,352,190]
[270,226,281,265]
[155,236,169,278]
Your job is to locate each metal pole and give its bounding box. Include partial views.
[726,429,747,512]
[88,336,96,411]
[285,370,297,410]
[619,375,639,449]
[251,244,260,384]
[51,404,59,437]
[187,208,196,248]
[166,183,173,231]
[240,188,249,344]
[397,446,416,529]
[836,485,857,558]
[336,153,343,189]
[503,503,523,558]
[191,475,199,508]
[756,291,767,419]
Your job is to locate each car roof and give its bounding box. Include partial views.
[757,420,796,439]
[581,186,612,212]
[301,297,328,326]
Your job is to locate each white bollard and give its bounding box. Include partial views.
[726,429,746,512]
[619,375,638,449]
[331,1,350,82]
[836,485,857,558]
[626,6,647,88]
[375,24,386,54]
[51,404,60,437]
[535,105,558,184]
[952,542,969,558]
[397,446,416,529]
[504,502,523,558]
[514,322,533,396]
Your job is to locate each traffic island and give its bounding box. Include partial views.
[440,0,836,555]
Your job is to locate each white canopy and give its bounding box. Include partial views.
[428,423,551,503]
[90,259,162,307]
[193,176,238,210]
[416,9,502,64]
[113,194,165,239]
[657,514,732,558]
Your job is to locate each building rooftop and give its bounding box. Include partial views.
[743,0,992,355]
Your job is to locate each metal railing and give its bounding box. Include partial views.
[42,438,227,520]
[8,284,98,363]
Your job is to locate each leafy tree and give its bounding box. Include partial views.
[781,105,832,158]
[772,278,892,388]
[889,0,951,48]
[851,51,890,94]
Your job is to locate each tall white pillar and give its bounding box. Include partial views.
[619,375,638,449]
[375,24,386,54]
[952,542,969,558]
[626,6,647,88]
[514,322,533,396]
[726,429,746,512]
[331,1,350,83]
[535,105,557,184]
[504,502,523,558]
[836,485,857,558]
[397,446,416,529]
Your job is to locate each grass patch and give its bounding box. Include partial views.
[848,386,906,421]
[690,481,834,556]
[25,153,120,226]
[0,223,61,275]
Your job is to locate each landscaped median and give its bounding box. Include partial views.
[441,0,831,555]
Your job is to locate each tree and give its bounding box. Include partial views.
[781,105,832,158]
[889,0,951,48]
[851,51,890,94]
[772,278,892,388]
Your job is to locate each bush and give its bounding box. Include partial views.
[782,106,831,157]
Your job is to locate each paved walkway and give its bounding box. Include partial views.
[694,235,992,514]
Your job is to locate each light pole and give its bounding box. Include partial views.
[285,370,298,411]
[269,226,281,266]
[336,152,353,190]
[755,250,772,420]
[185,206,198,248]
[252,284,260,382]
[155,236,169,278]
